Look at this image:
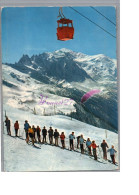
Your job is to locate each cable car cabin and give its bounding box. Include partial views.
[57,18,74,41]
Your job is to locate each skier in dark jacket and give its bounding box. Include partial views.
[42,126,47,143]
[79,135,86,154]
[77,136,80,149]
[36,126,41,143]
[54,129,59,146]
[14,121,19,136]
[48,127,54,144]
[69,132,75,150]
[24,120,30,139]
[5,117,11,135]
[32,125,37,142]
[101,140,109,160]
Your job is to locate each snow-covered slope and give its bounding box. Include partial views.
[2,64,76,115]
[74,53,117,81]
[3,105,118,171]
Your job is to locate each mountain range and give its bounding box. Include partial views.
[3,48,118,132]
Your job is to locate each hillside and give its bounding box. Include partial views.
[3,106,118,171]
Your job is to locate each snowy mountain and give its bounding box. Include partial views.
[3,48,118,132]
[75,53,117,81]
[12,48,117,83]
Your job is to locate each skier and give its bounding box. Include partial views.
[54,129,59,146]
[101,140,109,160]
[86,138,92,155]
[60,132,65,149]
[26,126,34,145]
[36,126,41,143]
[107,145,117,164]
[77,135,80,149]
[89,140,99,160]
[79,135,86,154]
[48,127,54,144]
[24,120,30,139]
[5,117,11,135]
[42,126,47,143]
[14,121,19,136]
[69,132,75,150]
[32,125,37,142]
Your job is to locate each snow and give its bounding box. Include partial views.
[2,64,76,115]
[2,50,118,172]
[55,48,73,53]
[74,53,117,81]
[4,135,117,171]
[3,105,119,172]
[25,65,40,71]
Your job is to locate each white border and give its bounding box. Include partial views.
[0,0,120,173]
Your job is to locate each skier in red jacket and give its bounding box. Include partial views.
[89,140,99,160]
[14,121,19,137]
[60,132,65,149]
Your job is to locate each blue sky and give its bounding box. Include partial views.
[2,7,116,63]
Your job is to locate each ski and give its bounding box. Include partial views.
[16,136,25,141]
[6,134,118,166]
[107,159,118,166]
[17,136,41,148]
[27,142,41,149]
[89,156,106,164]
[33,144,41,149]
[8,135,17,138]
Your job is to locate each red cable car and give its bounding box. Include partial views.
[57,8,74,41]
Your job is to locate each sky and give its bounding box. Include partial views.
[1,7,116,63]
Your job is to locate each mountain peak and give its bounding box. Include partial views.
[18,54,32,65]
[55,48,73,53]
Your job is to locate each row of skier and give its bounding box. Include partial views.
[5,117,117,164]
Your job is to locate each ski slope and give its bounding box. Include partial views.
[3,105,119,171]
[2,64,76,116]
